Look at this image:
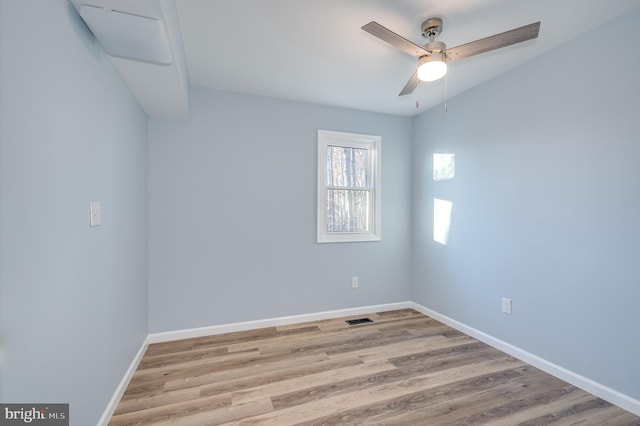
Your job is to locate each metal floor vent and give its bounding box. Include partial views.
[345,317,374,326]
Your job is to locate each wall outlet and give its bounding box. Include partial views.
[351,276,359,288]
[501,297,512,315]
[89,201,101,227]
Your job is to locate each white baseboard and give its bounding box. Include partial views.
[147,301,413,343]
[97,336,150,426]
[408,302,640,417]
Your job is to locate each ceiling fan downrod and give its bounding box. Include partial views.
[421,18,446,58]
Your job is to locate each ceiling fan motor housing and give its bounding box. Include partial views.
[424,40,446,54]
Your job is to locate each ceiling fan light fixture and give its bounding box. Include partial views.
[417,53,447,82]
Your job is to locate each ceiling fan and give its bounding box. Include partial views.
[362,18,540,96]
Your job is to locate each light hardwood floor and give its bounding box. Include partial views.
[110,309,640,425]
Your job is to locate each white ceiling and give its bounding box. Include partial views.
[72,0,640,119]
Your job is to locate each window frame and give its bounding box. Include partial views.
[317,130,381,243]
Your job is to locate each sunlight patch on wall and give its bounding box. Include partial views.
[434,198,453,245]
[433,153,455,181]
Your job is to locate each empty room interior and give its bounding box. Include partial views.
[1,0,640,424]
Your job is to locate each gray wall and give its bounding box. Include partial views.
[148,89,413,332]
[412,8,640,399]
[0,1,149,424]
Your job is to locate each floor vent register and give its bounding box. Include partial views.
[345,317,374,326]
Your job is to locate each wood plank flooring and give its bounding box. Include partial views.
[110,309,640,425]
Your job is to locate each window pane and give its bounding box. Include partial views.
[326,189,370,232]
[326,146,369,187]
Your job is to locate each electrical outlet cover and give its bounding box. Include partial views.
[90,201,101,227]
[501,297,512,315]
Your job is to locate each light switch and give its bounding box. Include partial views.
[90,201,101,227]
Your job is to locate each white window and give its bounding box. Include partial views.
[317,130,381,243]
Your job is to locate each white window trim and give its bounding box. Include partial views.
[317,130,381,243]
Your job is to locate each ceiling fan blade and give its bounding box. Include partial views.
[446,21,540,63]
[362,21,429,58]
[399,70,419,96]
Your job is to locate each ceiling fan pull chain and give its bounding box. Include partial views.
[444,73,448,112]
